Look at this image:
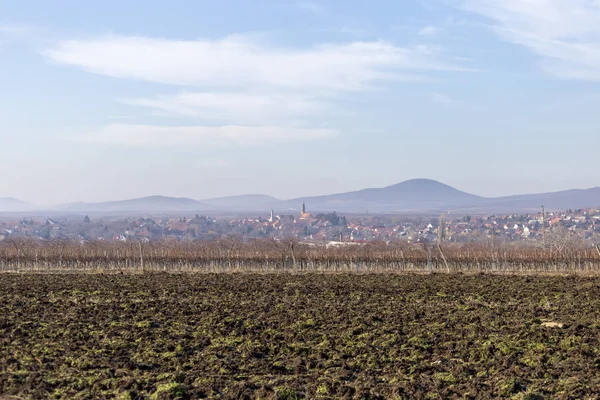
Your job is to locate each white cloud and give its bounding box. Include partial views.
[418,25,442,36]
[461,0,600,80]
[73,124,337,148]
[44,35,465,90]
[121,92,330,122]
[46,34,469,148]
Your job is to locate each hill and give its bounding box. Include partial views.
[0,197,34,212]
[285,179,483,213]
[5,180,600,215]
[202,194,282,211]
[483,188,600,213]
[60,196,213,213]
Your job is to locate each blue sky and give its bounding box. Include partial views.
[2,0,600,205]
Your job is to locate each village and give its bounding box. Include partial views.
[2,205,600,246]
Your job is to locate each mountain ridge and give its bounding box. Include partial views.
[58,195,213,213]
[201,194,281,211]
[3,180,600,214]
[0,197,35,212]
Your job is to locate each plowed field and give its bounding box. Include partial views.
[2,273,600,399]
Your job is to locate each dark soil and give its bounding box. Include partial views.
[2,273,600,399]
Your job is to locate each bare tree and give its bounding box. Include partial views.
[546,225,581,254]
[437,214,450,273]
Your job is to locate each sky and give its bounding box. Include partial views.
[2,0,600,205]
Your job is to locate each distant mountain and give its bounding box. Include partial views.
[4,180,600,215]
[484,188,600,213]
[0,197,33,212]
[285,179,483,213]
[202,194,282,211]
[60,195,213,213]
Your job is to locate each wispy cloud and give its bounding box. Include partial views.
[0,23,36,37]
[431,92,454,106]
[201,159,228,168]
[106,115,136,120]
[46,34,469,147]
[430,91,484,112]
[295,1,327,15]
[418,25,442,37]
[121,92,330,123]
[72,124,338,148]
[0,23,38,47]
[44,35,465,90]
[328,26,372,38]
[461,0,600,81]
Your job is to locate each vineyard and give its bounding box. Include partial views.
[1,238,600,273]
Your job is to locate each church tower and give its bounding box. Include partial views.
[301,202,306,214]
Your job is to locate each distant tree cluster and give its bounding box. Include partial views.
[315,212,347,227]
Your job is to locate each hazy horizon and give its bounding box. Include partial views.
[6,179,600,206]
[3,0,600,204]
[4,177,600,207]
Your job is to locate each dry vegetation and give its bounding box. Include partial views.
[1,237,599,274]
